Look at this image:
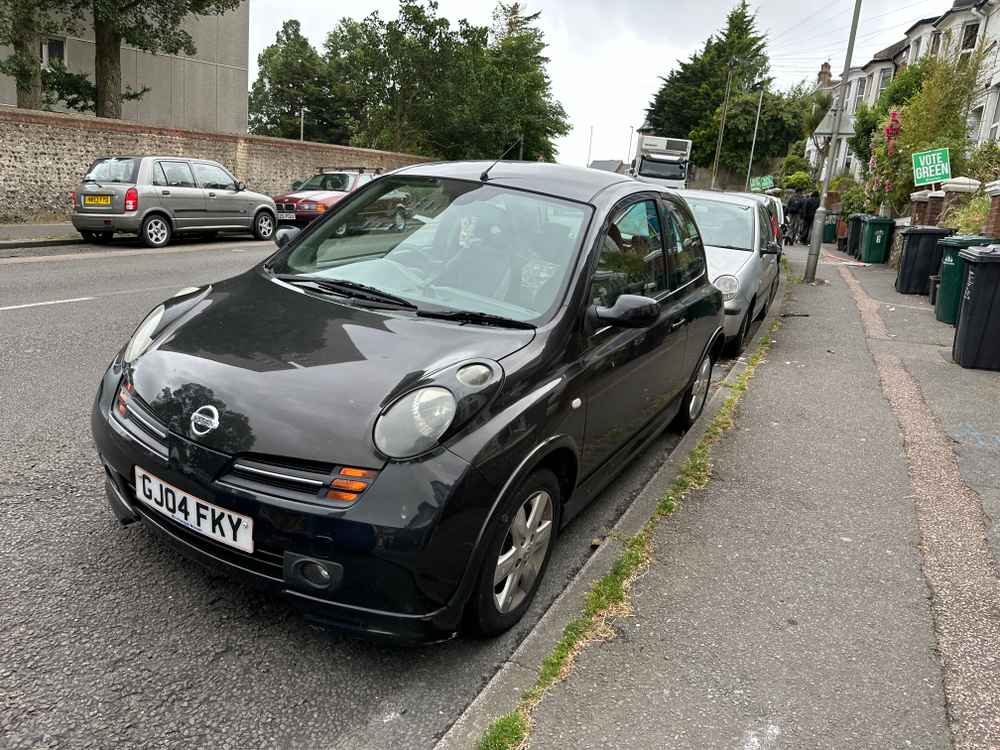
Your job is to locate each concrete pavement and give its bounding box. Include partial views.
[526,246,1000,749]
[0,240,735,749]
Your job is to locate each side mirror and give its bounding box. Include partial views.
[235,181,246,192]
[291,180,303,191]
[589,294,660,329]
[761,242,781,256]
[274,226,301,248]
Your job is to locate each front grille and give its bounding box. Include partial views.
[281,202,296,211]
[217,455,335,505]
[112,392,169,459]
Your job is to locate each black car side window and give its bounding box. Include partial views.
[591,200,669,308]
[661,200,706,289]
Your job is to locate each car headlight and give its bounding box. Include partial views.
[713,274,739,302]
[373,387,457,459]
[123,305,165,363]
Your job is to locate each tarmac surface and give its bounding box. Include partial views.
[528,246,1000,749]
[0,236,741,749]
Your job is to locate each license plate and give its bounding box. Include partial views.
[277,212,296,221]
[83,194,112,206]
[133,466,253,553]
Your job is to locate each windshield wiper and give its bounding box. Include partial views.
[276,274,416,309]
[83,177,104,187]
[711,244,753,252]
[416,309,536,329]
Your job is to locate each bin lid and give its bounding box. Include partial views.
[939,234,994,248]
[863,216,895,227]
[902,225,953,235]
[848,213,869,219]
[958,244,1000,263]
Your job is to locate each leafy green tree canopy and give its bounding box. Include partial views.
[248,20,351,144]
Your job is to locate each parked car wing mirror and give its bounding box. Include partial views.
[291,180,303,191]
[589,294,660,329]
[236,181,246,192]
[274,226,301,248]
[761,243,781,256]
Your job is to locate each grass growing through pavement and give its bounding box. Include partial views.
[475,320,780,750]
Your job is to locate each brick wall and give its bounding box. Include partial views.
[0,107,428,223]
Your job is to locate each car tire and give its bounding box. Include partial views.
[467,469,561,637]
[253,211,275,241]
[674,348,713,430]
[141,214,172,248]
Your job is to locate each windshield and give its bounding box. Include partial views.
[683,196,754,251]
[272,176,592,323]
[298,173,352,192]
[84,157,138,183]
[638,158,686,180]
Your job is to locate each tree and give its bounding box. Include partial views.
[848,60,928,171]
[321,0,568,159]
[0,0,83,109]
[248,20,351,143]
[90,0,241,119]
[646,1,768,166]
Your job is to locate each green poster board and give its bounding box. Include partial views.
[749,175,774,191]
[911,148,951,187]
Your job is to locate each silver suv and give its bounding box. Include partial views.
[71,156,277,248]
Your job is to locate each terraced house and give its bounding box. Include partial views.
[806,0,1000,179]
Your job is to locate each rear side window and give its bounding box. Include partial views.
[192,163,236,191]
[661,199,706,288]
[592,199,669,307]
[153,161,197,189]
[84,157,138,184]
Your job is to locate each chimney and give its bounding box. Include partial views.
[818,62,832,88]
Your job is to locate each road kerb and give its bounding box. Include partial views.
[434,278,786,750]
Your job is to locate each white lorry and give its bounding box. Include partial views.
[628,135,693,189]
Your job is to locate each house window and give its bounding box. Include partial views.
[960,22,980,65]
[912,37,921,60]
[989,90,1000,141]
[970,105,985,143]
[878,68,892,97]
[40,38,65,68]
[852,77,866,113]
[930,31,941,55]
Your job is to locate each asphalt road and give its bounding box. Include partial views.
[0,236,736,749]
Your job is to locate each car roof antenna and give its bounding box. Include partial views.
[480,135,524,182]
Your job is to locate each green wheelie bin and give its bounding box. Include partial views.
[935,235,994,325]
[859,216,894,263]
[823,212,839,243]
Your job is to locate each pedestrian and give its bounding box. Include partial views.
[786,188,804,245]
[802,190,820,244]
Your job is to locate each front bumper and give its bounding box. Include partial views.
[91,367,498,643]
[72,213,142,233]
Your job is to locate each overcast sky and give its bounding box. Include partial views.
[248,0,953,165]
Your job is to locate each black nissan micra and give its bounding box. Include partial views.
[92,161,723,642]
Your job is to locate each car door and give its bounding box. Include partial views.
[192,163,249,229]
[151,160,205,230]
[660,196,716,376]
[578,197,689,479]
[755,205,780,314]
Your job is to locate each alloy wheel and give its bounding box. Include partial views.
[146,218,169,246]
[494,490,553,614]
[257,213,274,238]
[689,354,712,421]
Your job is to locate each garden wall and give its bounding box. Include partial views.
[0,107,427,223]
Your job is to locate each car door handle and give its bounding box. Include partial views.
[671,319,686,331]
[208,192,216,198]
[161,190,171,196]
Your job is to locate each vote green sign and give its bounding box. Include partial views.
[912,147,951,187]
[750,175,774,191]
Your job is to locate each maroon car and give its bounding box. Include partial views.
[273,168,379,227]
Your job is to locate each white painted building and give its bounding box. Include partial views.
[805,0,1000,180]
